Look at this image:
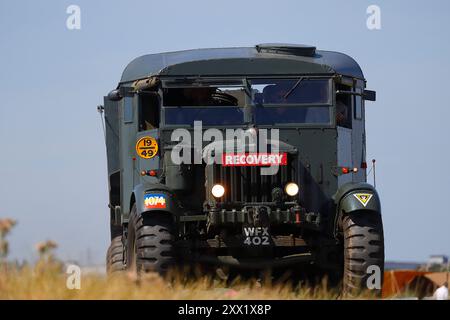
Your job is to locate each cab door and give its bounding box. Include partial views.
[135,92,161,186]
[351,86,367,183]
[336,82,354,186]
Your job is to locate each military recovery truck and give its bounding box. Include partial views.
[102,44,384,294]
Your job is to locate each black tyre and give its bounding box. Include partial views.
[342,212,384,297]
[126,205,175,274]
[106,236,125,273]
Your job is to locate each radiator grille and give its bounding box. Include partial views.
[212,155,297,204]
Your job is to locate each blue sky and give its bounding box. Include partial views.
[1,0,449,264]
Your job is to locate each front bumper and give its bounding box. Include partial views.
[207,203,301,226]
[206,203,321,230]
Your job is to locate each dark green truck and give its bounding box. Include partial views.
[102,44,384,295]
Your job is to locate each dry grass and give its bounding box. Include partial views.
[0,219,355,300]
[0,262,356,300]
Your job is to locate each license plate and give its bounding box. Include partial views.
[242,226,270,246]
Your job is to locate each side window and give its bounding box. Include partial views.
[354,88,363,120]
[123,97,133,123]
[139,93,160,131]
[336,84,352,129]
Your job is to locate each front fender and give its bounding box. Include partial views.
[333,182,381,236]
[133,183,179,216]
[334,182,381,214]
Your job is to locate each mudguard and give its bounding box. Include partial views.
[333,182,381,237]
[334,182,381,214]
[132,183,179,216]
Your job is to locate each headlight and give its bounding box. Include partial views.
[285,182,299,196]
[211,184,225,198]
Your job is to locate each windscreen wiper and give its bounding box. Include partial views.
[283,77,304,100]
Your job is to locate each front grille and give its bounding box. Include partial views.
[211,154,297,204]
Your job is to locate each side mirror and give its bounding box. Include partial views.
[363,90,376,101]
[107,89,122,101]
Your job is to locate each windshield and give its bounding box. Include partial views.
[250,78,331,125]
[254,106,330,125]
[163,85,246,126]
[164,107,244,126]
[162,79,332,126]
[251,78,330,105]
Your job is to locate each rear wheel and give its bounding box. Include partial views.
[106,236,125,273]
[342,212,384,297]
[126,205,175,275]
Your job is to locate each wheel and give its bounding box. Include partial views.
[126,205,175,275]
[342,212,384,297]
[106,235,125,273]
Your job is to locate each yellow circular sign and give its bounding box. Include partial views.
[136,136,158,159]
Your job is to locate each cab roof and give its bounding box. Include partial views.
[119,44,364,84]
